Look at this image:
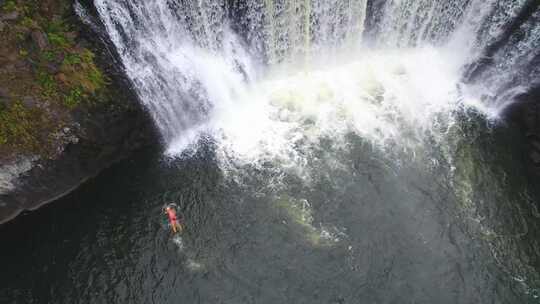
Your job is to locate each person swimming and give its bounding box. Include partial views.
[164,204,183,234]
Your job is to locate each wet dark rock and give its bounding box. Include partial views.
[505,87,540,174]
[0,102,156,224]
[0,0,157,225]
[39,0,58,18]
[31,30,49,51]
[530,150,540,165]
[0,87,10,99]
[531,138,540,152]
[0,11,19,21]
[14,59,28,69]
[65,31,78,40]
[21,96,37,108]
[54,52,65,64]
[46,62,61,74]
[2,64,15,72]
[0,99,8,108]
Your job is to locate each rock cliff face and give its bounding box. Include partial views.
[505,87,540,177]
[0,0,156,223]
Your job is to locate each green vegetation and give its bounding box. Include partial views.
[20,16,37,28]
[19,49,28,57]
[47,32,69,48]
[0,0,112,157]
[41,50,56,61]
[0,101,48,152]
[63,53,82,65]
[63,87,82,108]
[2,0,17,12]
[37,70,60,99]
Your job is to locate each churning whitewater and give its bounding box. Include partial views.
[90,0,539,164]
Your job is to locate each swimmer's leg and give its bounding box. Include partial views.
[175,222,183,233]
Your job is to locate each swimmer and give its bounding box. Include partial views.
[164,204,184,234]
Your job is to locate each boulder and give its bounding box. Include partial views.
[31,30,49,50]
[0,11,19,21]
[14,59,28,70]
[55,73,68,85]
[39,0,55,17]
[46,62,60,74]
[0,87,10,99]
[21,96,38,108]
[0,21,5,32]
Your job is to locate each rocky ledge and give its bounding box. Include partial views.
[504,86,540,179]
[0,0,155,224]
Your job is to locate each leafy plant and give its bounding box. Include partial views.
[41,50,56,62]
[64,87,83,108]
[63,53,82,65]
[0,101,42,150]
[20,16,37,28]
[2,0,17,12]
[19,49,29,57]
[47,32,69,48]
[37,70,59,98]
[45,19,68,35]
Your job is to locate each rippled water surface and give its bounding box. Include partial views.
[1,116,539,304]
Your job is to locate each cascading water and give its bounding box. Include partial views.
[89,0,540,155]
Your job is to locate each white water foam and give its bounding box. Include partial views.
[91,0,540,163]
[165,46,478,175]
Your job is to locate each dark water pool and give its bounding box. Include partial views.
[1,119,540,304]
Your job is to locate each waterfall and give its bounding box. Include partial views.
[370,0,540,109]
[89,0,540,154]
[235,0,367,64]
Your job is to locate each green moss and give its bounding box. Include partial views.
[15,31,27,42]
[45,19,68,35]
[63,87,83,108]
[81,50,106,91]
[20,16,37,28]
[86,65,105,91]
[41,50,56,62]
[0,0,115,158]
[63,53,82,65]
[47,32,69,48]
[2,1,17,12]
[19,49,29,57]
[60,49,106,94]
[37,70,60,99]
[0,101,45,151]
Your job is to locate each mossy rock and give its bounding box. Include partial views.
[0,0,112,159]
